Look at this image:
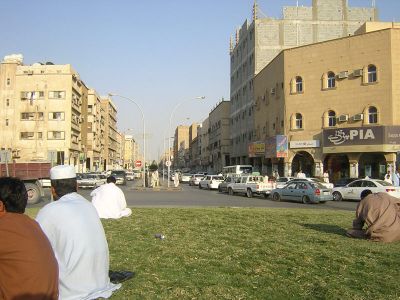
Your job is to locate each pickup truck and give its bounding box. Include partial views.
[227,175,276,198]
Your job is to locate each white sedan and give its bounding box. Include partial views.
[199,175,225,190]
[332,178,400,201]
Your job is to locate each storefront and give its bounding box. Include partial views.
[323,126,400,180]
[248,141,265,173]
[289,140,320,178]
[265,135,288,177]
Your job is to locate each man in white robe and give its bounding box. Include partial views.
[91,176,132,219]
[36,165,121,300]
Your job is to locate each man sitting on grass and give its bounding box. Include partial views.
[91,175,132,219]
[36,165,121,299]
[346,191,400,243]
[0,177,59,299]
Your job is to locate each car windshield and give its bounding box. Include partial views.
[112,171,125,175]
[311,178,324,183]
[277,178,288,182]
[376,180,392,186]
[310,182,326,189]
[212,176,224,180]
[183,173,191,176]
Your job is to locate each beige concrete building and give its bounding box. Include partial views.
[230,0,378,165]
[208,100,231,173]
[199,117,210,172]
[122,134,136,170]
[254,25,400,182]
[173,125,189,169]
[85,89,105,171]
[100,96,119,170]
[0,54,87,170]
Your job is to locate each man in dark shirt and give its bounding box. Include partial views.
[0,177,59,299]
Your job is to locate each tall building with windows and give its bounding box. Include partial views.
[229,0,378,165]
[100,96,119,170]
[254,25,400,182]
[0,54,87,169]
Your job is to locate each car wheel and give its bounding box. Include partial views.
[263,193,269,199]
[319,201,326,204]
[218,186,222,193]
[199,184,202,189]
[207,184,211,190]
[332,191,342,201]
[302,195,311,204]
[246,188,253,198]
[228,188,234,196]
[272,192,281,202]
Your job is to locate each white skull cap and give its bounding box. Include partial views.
[50,165,76,180]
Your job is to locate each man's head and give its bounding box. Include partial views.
[360,189,373,200]
[0,177,28,214]
[107,176,116,184]
[50,165,77,200]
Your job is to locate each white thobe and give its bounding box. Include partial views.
[90,183,132,219]
[36,193,121,300]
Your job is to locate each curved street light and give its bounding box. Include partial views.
[108,93,146,188]
[168,96,205,187]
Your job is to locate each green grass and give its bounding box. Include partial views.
[26,208,400,299]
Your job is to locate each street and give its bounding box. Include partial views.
[33,179,359,211]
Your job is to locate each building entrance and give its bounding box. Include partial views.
[324,154,349,183]
[292,151,314,177]
[358,153,386,179]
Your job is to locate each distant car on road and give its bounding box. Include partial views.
[218,176,236,193]
[180,173,192,183]
[126,171,135,181]
[271,181,333,204]
[189,174,205,186]
[111,170,127,185]
[332,179,400,201]
[77,173,106,189]
[199,175,225,190]
[275,177,295,189]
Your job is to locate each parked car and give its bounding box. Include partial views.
[288,178,334,189]
[111,170,127,185]
[275,177,295,189]
[271,181,333,204]
[126,171,135,181]
[199,175,225,190]
[180,173,192,183]
[218,176,236,193]
[332,179,400,201]
[333,178,358,187]
[77,173,106,189]
[189,174,205,186]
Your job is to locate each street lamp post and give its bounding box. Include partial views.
[167,96,205,187]
[108,93,146,188]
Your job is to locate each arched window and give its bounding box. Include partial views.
[327,72,335,88]
[328,110,336,127]
[295,113,303,129]
[368,106,378,124]
[296,76,303,93]
[368,65,377,83]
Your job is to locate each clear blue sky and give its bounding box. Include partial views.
[1,0,399,161]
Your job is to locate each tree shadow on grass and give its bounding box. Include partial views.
[300,223,347,237]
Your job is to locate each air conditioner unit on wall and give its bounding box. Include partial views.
[353,69,363,77]
[338,114,349,122]
[337,71,349,79]
[353,113,363,121]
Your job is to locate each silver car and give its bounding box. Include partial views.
[271,181,333,204]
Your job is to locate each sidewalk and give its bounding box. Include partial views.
[130,179,182,191]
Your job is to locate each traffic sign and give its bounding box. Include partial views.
[135,160,142,168]
[165,160,171,167]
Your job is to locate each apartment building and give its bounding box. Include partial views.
[208,100,231,173]
[100,96,120,170]
[254,24,400,182]
[123,134,136,170]
[199,117,210,173]
[0,54,87,170]
[229,0,378,165]
[173,125,190,169]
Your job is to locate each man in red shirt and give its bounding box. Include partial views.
[0,177,59,299]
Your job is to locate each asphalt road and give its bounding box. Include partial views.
[33,180,358,211]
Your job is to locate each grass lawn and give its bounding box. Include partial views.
[26,207,400,299]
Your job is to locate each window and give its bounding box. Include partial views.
[21,112,35,120]
[20,132,35,140]
[5,119,9,126]
[327,72,335,88]
[328,111,337,127]
[49,112,65,120]
[48,91,66,99]
[368,106,378,124]
[6,99,9,106]
[6,78,10,86]
[47,131,65,140]
[368,65,377,83]
[38,132,43,139]
[295,113,303,129]
[296,76,303,93]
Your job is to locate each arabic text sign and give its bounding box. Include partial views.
[248,142,265,157]
[289,140,320,148]
[323,126,400,147]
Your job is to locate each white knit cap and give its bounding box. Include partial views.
[50,165,76,180]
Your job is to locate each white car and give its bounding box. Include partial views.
[180,173,192,183]
[126,171,135,181]
[332,178,400,201]
[189,174,205,186]
[288,178,334,189]
[199,175,225,190]
[275,177,295,189]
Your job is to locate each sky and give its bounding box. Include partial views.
[1,0,400,161]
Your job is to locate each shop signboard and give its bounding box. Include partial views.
[265,135,288,158]
[323,126,400,147]
[248,141,265,157]
[289,140,320,148]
